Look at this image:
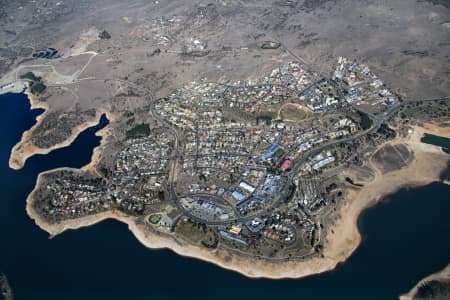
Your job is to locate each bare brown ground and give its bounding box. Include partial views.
[25,123,450,279]
[64,27,100,58]
[420,122,450,138]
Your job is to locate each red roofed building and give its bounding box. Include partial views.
[280,159,291,171]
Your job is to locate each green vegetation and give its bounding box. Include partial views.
[280,104,312,121]
[400,101,450,121]
[257,111,276,125]
[20,72,46,95]
[126,117,135,126]
[274,148,285,160]
[260,41,281,49]
[176,219,218,248]
[126,123,150,138]
[377,123,396,140]
[199,174,207,181]
[20,71,41,81]
[123,111,134,118]
[358,111,373,130]
[148,214,162,224]
[30,82,47,95]
[99,30,111,40]
[150,48,161,56]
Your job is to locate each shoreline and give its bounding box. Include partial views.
[399,264,450,300]
[0,80,27,95]
[0,272,13,300]
[8,89,113,170]
[24,123,450,279]
[81,110,116,174]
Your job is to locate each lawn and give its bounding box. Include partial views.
[149,214,162,224]
[280,104,312,122]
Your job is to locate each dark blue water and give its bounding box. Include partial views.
[421,133,450,154]
[0,93,449,300]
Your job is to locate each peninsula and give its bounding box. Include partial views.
[0,0,449,280]
[401,264,450,300]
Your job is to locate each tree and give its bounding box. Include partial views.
[99,30,111,40]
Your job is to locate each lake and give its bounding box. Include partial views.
[421,133,450,154]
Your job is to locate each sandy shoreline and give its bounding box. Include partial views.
[323,124,450,268]
[81,110,116,174]
[0,80,27,95]
[399,264,450,300]
[23,123,450,279]
[8,89,114,170]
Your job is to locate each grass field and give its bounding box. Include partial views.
[126,123,150,138]
[148,214,162,224]
[176,219,218,247]
[280,104,313,122]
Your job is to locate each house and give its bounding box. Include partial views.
[280,159,291,171]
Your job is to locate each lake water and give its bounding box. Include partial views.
[421,133,450,154]
[0,93,449,300]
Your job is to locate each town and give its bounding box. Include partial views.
[32,56,401,260]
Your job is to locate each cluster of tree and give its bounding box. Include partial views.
[260,41,281,49]
[357,111,372,130]
[257,111,276,125]
[377,123,396,139]
[126,123,151,138]
[20,71,46,95]
[99,30,111,40]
